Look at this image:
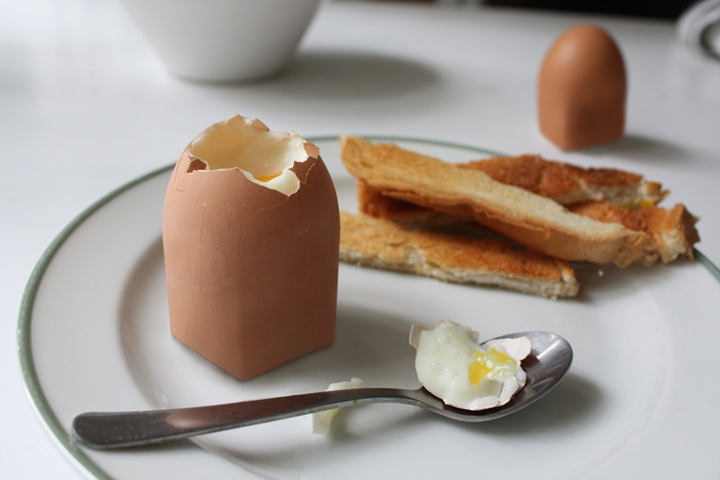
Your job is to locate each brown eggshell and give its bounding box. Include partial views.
[538,24,627,151]
[163,139,339,381]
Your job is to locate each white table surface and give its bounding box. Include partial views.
[2,0,719,478]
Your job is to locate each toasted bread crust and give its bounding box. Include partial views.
[569,201,700,265]
[340,211,579,299]
[460,155,666,207]
[357,179,466,226]
[341,136,647,266]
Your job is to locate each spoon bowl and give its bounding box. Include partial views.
[72,331,572,449]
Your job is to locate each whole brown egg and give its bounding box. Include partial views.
[538,24,627,151]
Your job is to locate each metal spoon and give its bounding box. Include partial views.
[72,331,571,449]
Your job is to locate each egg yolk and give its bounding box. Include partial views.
[253,173,281,182]
[637,199,656,209]
[468,348,517,386]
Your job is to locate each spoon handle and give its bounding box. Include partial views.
[72,388,418,449]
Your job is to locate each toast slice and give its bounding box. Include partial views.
[459,155,667,207]
[357,179,699,266]
[340,136,647,267]
[339,211,579,299]
[357,179,470,226]
[568,201,699,265]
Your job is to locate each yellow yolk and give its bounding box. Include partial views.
[468,348,518,385]
[254,173,281,182]
[638,199,656,209]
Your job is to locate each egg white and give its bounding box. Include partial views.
[410,320,531,411]
[312,377,364,435]
[189,114,308,195]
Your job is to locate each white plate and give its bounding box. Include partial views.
[19,137,720,480]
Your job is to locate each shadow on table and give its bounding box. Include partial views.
[274,51,441,100]
[196,50,442,109]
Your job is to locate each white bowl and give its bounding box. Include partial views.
[121,0,322,82]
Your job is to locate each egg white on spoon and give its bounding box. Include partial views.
[410,320,532,411]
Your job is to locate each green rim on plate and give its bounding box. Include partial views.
[16,136,719,479]
[17,162,176,480]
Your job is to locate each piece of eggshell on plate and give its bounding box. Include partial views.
[538,24,627,151]
[162,114,340,381]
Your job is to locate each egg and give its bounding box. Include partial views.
[162,114,340,381]
[538,24,627,151]
[410,320,531,410]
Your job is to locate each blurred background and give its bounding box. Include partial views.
[482,0,696,19]
[355,0,698,19]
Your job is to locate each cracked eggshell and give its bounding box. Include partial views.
[538,24,627,151]
[162,115,340,381]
